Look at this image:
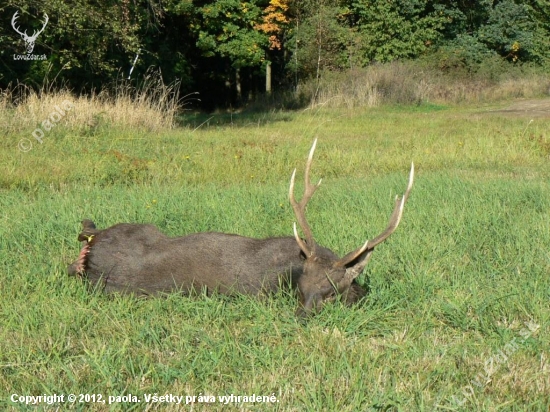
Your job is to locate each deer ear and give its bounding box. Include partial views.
[78,220,99,243]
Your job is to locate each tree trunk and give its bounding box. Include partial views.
[235,67,242,102]
[266,61,272,94]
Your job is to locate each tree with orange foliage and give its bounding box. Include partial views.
[255,0,290,50]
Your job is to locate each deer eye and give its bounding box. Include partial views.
[324,291,336,302]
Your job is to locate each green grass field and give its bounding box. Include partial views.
[1,101,549,411]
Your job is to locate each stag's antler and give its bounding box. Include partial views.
[289,139,414,316]
[11,12,26,38]
[290,138,414,265]
[36,13,49,37]
[11,11,49,53]
[336,163,414,267]
[289,138,322,256]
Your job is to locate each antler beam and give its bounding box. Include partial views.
[289,138,322,256]
[336,162,415,267]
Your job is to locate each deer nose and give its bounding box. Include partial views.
[296,293,322,318]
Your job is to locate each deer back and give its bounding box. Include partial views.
[68,220,311,296]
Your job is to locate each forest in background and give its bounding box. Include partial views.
[1,0,549,110]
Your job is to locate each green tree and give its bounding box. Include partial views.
[430,0,550,72]
[178,0,292,103]
[191,0,268,68]
[349,0,453,63]
[287,0,355,81]
[478,0,548,63]
[0,0,162,89]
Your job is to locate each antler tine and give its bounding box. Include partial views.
[33,13,49,37]
[11,12,48,38]
[337,162,414,266]
[289,139,322,256]
[11,11,26,36]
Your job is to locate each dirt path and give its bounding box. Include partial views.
[487,98,550,118]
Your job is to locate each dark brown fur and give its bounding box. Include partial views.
[67,220,365,311]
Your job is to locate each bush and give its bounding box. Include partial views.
[292,59,550,109]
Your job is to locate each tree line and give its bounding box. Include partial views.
[1,0,548,109]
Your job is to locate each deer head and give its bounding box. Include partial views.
[11,11,49,54]
[289,139,414,317]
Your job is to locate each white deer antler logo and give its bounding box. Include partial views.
[11,11,49,54]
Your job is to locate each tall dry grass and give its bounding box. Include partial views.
[300,62,550,109]
[2,62,549,120]
[0,73,181,135]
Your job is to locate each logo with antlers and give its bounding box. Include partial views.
[11,11,49,54]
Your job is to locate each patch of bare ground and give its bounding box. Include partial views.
[486,98,550,118]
